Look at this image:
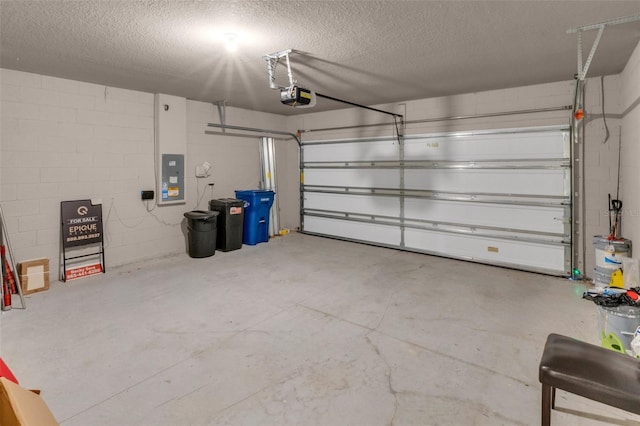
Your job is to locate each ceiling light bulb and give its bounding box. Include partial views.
[224,33,238,52]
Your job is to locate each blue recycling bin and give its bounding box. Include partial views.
[234,190,275,245]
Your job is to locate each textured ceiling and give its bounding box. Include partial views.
[1,1,640,115]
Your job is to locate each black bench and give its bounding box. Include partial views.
[538,333,640,425]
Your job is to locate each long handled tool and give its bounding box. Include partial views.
[607,131,624,240]
[5,259,18,294]
[0,205,25,310]
[608,195,622,239]
[1,211,11,311]
[608,194,612,235]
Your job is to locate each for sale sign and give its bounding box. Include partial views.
[61,200,103,248]
[65,263,103,281]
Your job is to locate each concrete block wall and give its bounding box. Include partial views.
[291,81,577,142]
[186,101,300,233]
[0,69,159,280]
[185,101,291,222]
[1,63,633,281]
[581,75,624,277]
[288,77,624,277]
[620,40,640,262]
[0,69,292,281]
[187,102,262,210]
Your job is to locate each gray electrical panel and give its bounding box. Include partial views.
[161,153,185,204]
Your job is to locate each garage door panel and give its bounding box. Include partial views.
[404,169,568,196]
[404,228,567,273]
[301,126,571,276]
[404,199,566,234]
[304,139,398,162]
[304,169,400,188]
[304,216,401,246]
[304,192,400,217]
[404,130,568,161]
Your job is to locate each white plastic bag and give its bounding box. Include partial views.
[631,326,640,358]
[622,257,640,289]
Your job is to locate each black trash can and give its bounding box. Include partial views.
[209,199,244,251]
[184,210,219,258]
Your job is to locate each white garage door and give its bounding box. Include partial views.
[301,126,571,275]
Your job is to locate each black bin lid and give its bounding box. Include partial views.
[184,210,219,220]
[209,198,243,205]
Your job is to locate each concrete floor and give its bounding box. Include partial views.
[2,232,640,425]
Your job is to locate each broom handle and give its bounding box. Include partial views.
[0,205,25,308]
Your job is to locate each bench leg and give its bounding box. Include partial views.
[542,384,552,426]
[551,387,555,410]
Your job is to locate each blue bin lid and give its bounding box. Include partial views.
[235,190,275,196]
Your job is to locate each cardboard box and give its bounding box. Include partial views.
[0,377,58,426]
[18,259,49,295]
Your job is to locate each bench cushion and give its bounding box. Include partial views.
[539,333,640,415]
